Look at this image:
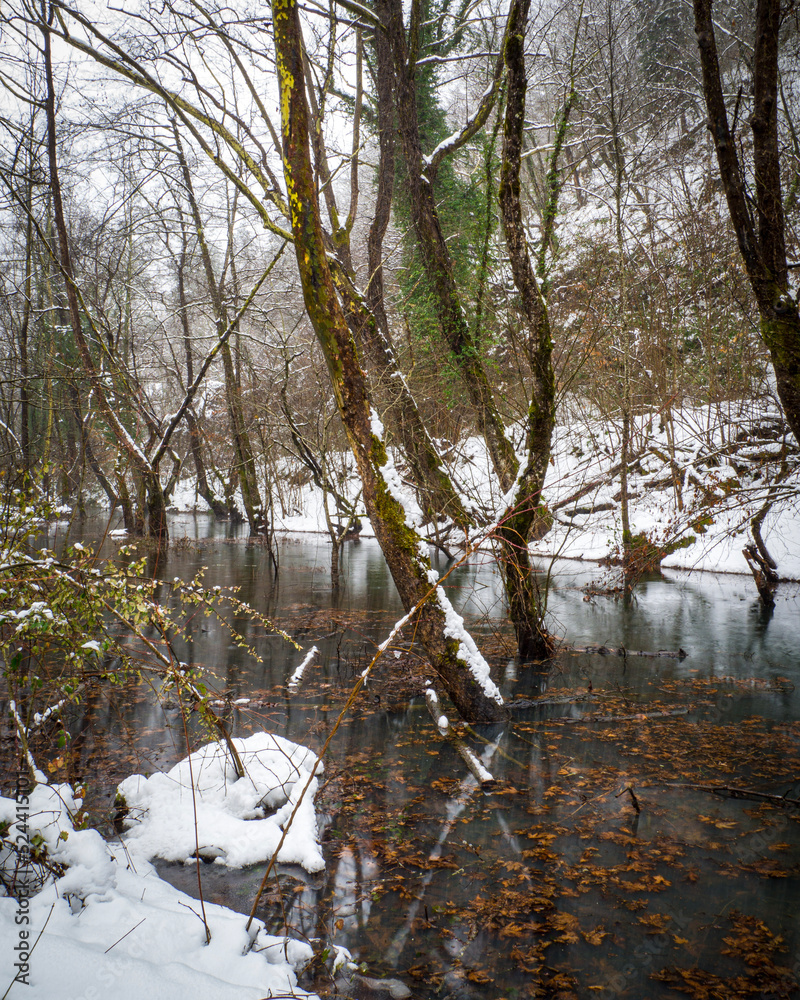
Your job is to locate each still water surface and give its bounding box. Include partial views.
[48,514,800,998]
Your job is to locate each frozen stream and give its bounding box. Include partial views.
[46,513,800,999]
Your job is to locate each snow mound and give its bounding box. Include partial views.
[117,732,325,871]
[0,781,316,999]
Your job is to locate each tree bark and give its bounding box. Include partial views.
[496,0,557,658]
[334,265,473,529]
[382,0,519,492]
[327,11,473,530]
[19,168,34,476]
[272,0,506,722]
[693,0,800,442]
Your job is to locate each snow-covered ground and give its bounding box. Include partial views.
[540,399,800,579]
[171,398,800,580]
[0,735,325,999]
[117,732,324,871]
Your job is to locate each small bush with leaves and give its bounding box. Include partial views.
[0,489,294,778]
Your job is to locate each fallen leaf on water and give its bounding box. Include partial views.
[582,927,608,946]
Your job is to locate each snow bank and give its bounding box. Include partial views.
[0,780,316,999]
[539,401,800,578]
[164,397,799,580]
[117,732,325,871]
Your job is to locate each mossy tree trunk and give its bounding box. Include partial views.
[360,10,472,529]
[376,0,564,659]
[334,266,473,530]
[382,0,520,494]
[299,10,473,532]
[496,0,557,659]
[272,0,506,722]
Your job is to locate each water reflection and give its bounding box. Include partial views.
[36,514,800,997]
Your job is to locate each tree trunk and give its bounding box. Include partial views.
[334,267,473,529]
[271,0,506,722]
[19,173,34,476]
[496,0,557,659]
[220,339,266,535]
[608,1,633,586]
[335,15,472,531]
[382,0,519,493]
[693,0,800,442]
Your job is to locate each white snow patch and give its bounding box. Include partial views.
[437,586,504,704]
[116,732,325,871]
[288,645,319,688]
[331,943,356,973]
[0,781,316,999]
[460,745,494,784]
[369,407,385,440]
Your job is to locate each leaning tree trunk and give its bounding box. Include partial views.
[271,0,506,722]
[693,0,800,443]
[382,0,519,493]
[355,15,472,530]
[300,12,472,532]
[334,268,473,530]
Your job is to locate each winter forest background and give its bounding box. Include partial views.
[1,0,797,557]
[1,0,800,996]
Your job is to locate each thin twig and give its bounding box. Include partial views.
[104,916,147,954]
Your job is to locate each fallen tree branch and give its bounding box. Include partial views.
[287,645,319,692]
[508,694,603,711]
[425,688,495,785]
[555,707,690,725]
[549,448,647,513]
[657,781,800,808]
[565,644,689,659]
[616,783,641,813]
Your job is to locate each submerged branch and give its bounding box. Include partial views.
[425,687,495,785]
[658,782,800,809]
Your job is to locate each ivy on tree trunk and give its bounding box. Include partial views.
[497,0,557,659]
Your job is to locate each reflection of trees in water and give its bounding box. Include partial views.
[32,521,800,993]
